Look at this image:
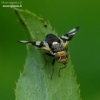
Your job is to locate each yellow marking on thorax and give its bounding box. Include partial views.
[52,42,58,45]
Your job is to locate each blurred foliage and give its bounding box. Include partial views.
[0,0,100,100]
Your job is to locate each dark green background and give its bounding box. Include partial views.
[0,0,100,100]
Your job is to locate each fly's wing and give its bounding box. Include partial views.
[18,40,50,51]
[60,27,80,47]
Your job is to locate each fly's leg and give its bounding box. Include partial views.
[58,63,67,77]
[42,52,54,69]
[42,52,55,79]
[50,59,55,79]
[42,52,48,69]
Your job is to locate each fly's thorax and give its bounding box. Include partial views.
[55,51,68,64]
[51,42,65,53]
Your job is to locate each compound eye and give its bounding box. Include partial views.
[55,51,67,61]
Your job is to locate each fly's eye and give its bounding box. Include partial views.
[65,54,67,57]
[55,51,67,60]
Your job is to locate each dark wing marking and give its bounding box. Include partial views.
[60,27,80,47]
[18,40,50,51]
[45,34,61,45]
[45,34,62,53]
[45,34,61,50]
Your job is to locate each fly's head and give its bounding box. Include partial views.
[55,51,68,65]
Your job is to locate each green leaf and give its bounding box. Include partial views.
[14,8,81,100]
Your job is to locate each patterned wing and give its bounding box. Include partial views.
[60,27,80,47]
[18,40,50,51]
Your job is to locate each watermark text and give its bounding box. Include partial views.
[1,1,22,8]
